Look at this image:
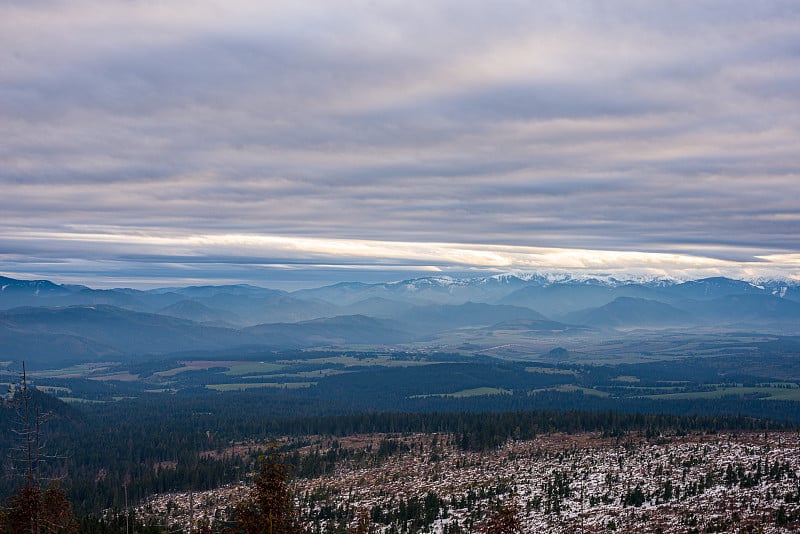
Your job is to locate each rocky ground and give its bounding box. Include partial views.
[137,430,800,533]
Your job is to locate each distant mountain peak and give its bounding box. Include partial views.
[393,276,465,289]
[489,271,680,288]
[0,275,67,292]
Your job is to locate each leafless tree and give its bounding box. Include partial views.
[1,362,77,534]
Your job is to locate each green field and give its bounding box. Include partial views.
[206,382,315,391]
[412,387,512,399]
[253,369,351,379]
[554,385,610,397]
[525,367,576,375]
[34,385,72,394]
[223,362,284,375]
[31,362,115,378]
[642,385,800,401]
[611,375,641,383]
[278,354,439,368]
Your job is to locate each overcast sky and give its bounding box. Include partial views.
[2,1,799,288]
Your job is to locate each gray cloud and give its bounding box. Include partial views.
[1,1,800,286]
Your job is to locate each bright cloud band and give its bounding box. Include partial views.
[6,229,798,284]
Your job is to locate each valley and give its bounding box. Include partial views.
[3,273,800,532]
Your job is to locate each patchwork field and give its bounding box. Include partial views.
[4,333,800,421]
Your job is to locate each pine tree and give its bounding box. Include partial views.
[478,503,523,534]
[353,509,371,534]
[232,446,305,534]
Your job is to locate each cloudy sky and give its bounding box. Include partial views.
[2,1,799,288]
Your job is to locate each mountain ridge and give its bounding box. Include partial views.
[2,273,800,366]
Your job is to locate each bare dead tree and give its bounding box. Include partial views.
[2,361,78,534]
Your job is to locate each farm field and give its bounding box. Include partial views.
[5,335,800,415]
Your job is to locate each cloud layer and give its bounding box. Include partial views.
[2,1,799,286]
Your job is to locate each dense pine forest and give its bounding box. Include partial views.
[3,344,800,531]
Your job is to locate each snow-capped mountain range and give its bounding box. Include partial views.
[3,272,800,366]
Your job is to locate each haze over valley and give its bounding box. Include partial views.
[3,272,800,368]
[3,1,800,531]
[6,277,800,533]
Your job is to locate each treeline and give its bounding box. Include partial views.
[73,381,800,427]
[242,410,789,452]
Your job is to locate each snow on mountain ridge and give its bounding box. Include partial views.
[487,271,680,287]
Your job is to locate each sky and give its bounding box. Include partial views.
[2,1,800,289]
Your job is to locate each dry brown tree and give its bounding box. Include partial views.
[230,446,306,534]
[478,502,524,534]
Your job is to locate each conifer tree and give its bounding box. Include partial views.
[232,446,305,534]
[478,502,523,534]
